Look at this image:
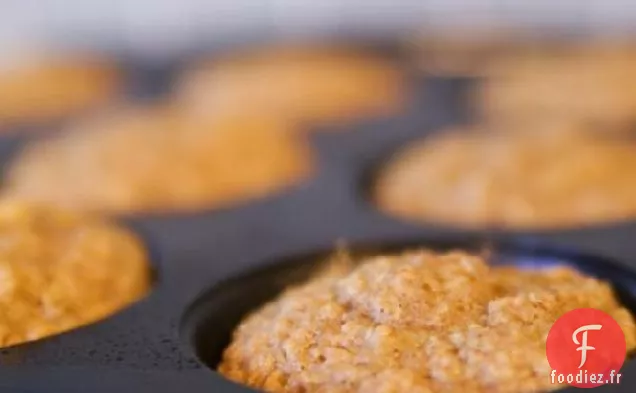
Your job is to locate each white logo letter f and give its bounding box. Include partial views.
[573,324,603,368]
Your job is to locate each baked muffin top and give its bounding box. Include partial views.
[410,28,519,76]
[176,46,405,125]
[219,249,636,393]
[0,54,120,125]
[374,128,636,228]
[0,201,150,348]
[2,107,313,214]
[477,43,636,128]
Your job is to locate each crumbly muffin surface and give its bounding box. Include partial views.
[2,108,312,214]
[218,250,636,393]
[176,46,404,125]
[0,56,119,125]
[374,129,636,228]
[0,201,150,348]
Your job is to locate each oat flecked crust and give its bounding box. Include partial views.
[0,201,150,348]
[0,56,119,125]
[218,249,636,393]
[1,107,313,214]
[176,46,405,126]
[374,128,636,229]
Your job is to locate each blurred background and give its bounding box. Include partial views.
[4,0,636,57]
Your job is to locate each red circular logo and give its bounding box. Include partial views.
[546,308,627,388]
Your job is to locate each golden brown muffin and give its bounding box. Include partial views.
[219,248,636,393]
[409,28,519,76]
[0,201,150,348]
[176,46,405,126]
[477,42,636,129]
[1,107,313,214]
[0,55,120,126]
[374,127,636,229]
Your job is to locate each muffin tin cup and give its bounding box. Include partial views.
[0,44,635,392]
[182,238,636,393]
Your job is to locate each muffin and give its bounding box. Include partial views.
[219,248,636,393]
[1,107,312,214]
[0,54,120,126]
[0,201,150,348]
[176,46,405,126]
[409,29,518,76]
[374,127,636,228]
[477,43,636,129]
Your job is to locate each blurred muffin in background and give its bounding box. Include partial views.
[0,53,120,127]
[175,45,406,127]
[477,42,636,130]
[0,201,150,348]
[408,28,519,76]
[2,106,313,214]
[374,126,636,229]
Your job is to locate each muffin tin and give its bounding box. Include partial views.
[0,41,635,393]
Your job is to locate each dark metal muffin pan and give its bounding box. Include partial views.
[0,42,635,393]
